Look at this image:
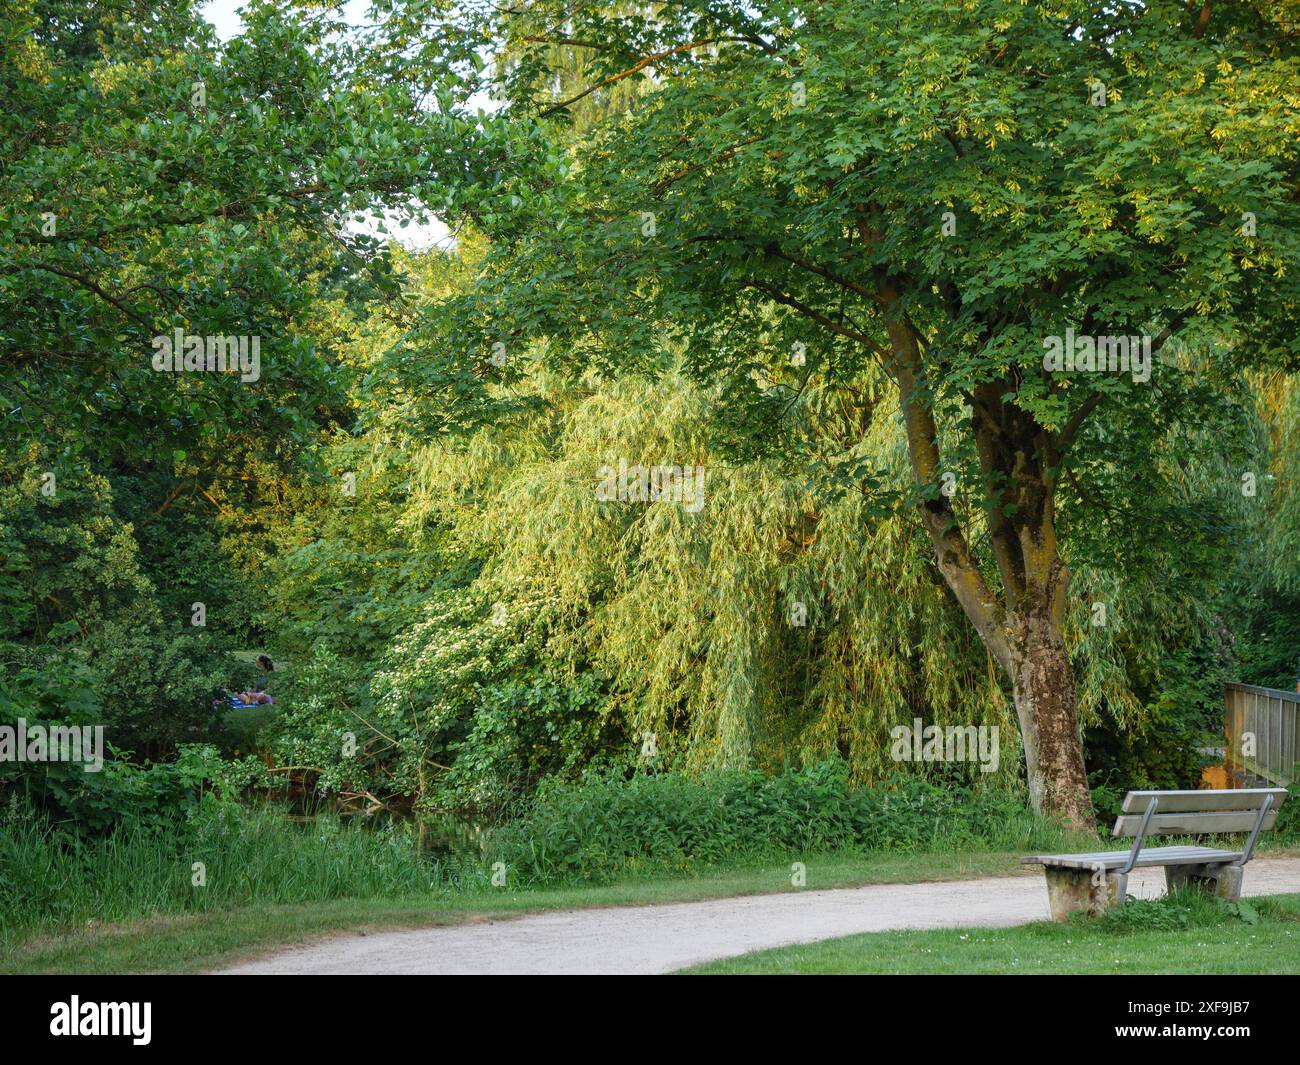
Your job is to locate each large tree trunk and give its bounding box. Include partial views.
[875,279,1097,830]
[1007,606,1095,827]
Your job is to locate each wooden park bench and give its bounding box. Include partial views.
[1022,787,1288,921]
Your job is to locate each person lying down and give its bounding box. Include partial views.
[211,687,275,708]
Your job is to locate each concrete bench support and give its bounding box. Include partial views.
[1044,867,1127,922]
[1164,862,1242,901]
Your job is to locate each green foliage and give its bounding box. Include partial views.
[270,581,623,813]
[0,464,239,757]
[1234,594,1300,689]
[1082,891,1272,934]
[1274,780,1300,841]
[52,745,249,835]
[113,468,264,651]
[4,0,1300,859]
[0,655,104,819]
[1084,643,1227,819]
[368,0,1300,821]
[0,695,264,835]
[269,361,1261,812]
[0,0,434,465]
[487,760,1068,886]
[413,0,1300,477]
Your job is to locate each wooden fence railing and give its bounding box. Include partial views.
[1224,682,1300,787]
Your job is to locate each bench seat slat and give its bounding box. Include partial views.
[1120,788,1288,814]
[1112,810,1278,837]
[1022,846,1242,871]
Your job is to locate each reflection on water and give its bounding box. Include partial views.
[284,793,491,859]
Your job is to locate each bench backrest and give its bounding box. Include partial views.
[1112,788,1288,838]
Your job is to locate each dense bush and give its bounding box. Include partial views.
[0,468,240,760]
[271,581,624,813]
[1232,589,1300,690]
[1275,780,1300,841]
[487,760,1069,885]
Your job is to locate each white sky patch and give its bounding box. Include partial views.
[200,0,374,41]
[199,0,453,252]
[200,0,247,40]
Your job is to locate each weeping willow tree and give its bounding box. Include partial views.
[393,370,1011,781]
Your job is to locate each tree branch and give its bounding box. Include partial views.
[22,264,156,332]
[742,280,887,356]
[539,41,721,117]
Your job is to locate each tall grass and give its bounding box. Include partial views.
[0,805,437,944]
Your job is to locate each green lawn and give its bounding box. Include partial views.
[0,849,1032,974]
[682,892,1300,974]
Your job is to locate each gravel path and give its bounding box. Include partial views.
[216,857,1300,975]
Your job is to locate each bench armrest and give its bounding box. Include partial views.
[1238,793,1275,866]
[1119,797,1159,875]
